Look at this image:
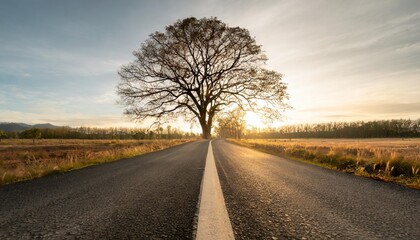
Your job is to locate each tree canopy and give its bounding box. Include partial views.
[21,128,42,144]
[0,130,7,142]
[216,108,246,139]
[118,17,288,138]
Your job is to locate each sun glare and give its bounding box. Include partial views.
[245,112,264,128]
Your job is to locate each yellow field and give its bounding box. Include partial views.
[0,139,193,185]
[229,138,420,189]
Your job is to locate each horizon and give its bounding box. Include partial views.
[1,117,419,131]
[1,0,419,130]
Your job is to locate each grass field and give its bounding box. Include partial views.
[0,139,194,185]
[228,138,420,189]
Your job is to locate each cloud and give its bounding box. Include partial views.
[0,43,126,77]
[352,102,420,115]
[0,109,137,128]
[93,90,118,104]
[322,114,364,119]
[0,89,6,104]
[0,85,41,102]
[1,0,420,128]
[300,102,420,115]
[283,101,420,125]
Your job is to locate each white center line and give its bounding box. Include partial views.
[196,140,234,240]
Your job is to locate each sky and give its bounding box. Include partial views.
[0,0,419,130]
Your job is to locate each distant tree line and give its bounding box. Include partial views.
[2,126,198,140]
[215,108,246,139]
[2,119,418,140]
[245,119,420,139]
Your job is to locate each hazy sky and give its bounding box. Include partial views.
[1,0,419,129]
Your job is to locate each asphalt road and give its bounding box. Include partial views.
[2,139,419,239]
[0,140,207,239]
[213,140,420,239]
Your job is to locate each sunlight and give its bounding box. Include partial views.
[245,112,264,128]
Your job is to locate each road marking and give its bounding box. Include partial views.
[196,141,234,240]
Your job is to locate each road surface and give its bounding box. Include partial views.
[0,140,207,239]
[212,140,420,239]
[1,139,419,239]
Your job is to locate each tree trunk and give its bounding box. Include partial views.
[200,123,212,139]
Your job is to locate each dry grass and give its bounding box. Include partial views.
[0,139,194,185]
[229,138,420,189]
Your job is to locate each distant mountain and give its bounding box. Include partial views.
[0,123,30,132]
[33,123,60,129]
[0,122,61,132]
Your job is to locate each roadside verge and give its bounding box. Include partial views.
[228,139,420,189]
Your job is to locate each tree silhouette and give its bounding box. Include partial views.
[118,17,288,139]
[244,119,420,139]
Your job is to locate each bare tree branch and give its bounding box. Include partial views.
[117,17,288,139]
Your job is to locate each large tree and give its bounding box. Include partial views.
[118,17,288,139]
